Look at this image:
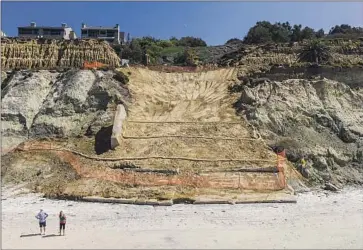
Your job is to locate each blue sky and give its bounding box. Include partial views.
[1,1,363,45]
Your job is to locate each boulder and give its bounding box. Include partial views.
[327,147,351,166]
[240,88,256,105]
[323,182,339,192]
[339,126,357,143]
[313,156,329,170]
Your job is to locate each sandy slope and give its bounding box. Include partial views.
[2,186,362,249]
[125,68,238,122]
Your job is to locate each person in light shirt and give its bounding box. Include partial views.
[35,209,48,235]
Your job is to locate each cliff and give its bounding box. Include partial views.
[1,38,362,201]
[1,38,121,70]
[232,66,363,187]
[1,69,130,154]
[218,40,363,76]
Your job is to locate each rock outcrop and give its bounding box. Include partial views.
[218,41,363,77]
[1,69,130,154]
[235,73,363,186]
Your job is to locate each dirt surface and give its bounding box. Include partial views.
[2,186,362,249]
[2,67,303,200]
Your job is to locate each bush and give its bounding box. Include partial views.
[176,36,207,47]
[157,40,173,48]
[225,38,243,45]
[244,21,362,44]
[119,36,207,65]
[145,44,163,64]
[128,40,143,63]
[174,48,199,66]
[113,71,129,84]
[329,24,363,35]
[244,21,292,44]
[298,40,331,64]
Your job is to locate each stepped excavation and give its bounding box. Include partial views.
[2,67,301,202]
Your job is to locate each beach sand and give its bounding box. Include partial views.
[2,186,362,249]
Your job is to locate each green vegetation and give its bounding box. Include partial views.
[243,21,363,44]
[113,71,129,84]
[116,22,362,67]
[298,40,331,64]
[225,38,243,45]
[329,24,363,38]
[120,36,207,65]
[174,48,200,66]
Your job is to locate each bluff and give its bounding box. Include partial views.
[1,38,362,201]
[1,38,120,69]
[220,40,363,188]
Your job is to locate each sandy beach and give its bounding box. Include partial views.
[2,186,363,249]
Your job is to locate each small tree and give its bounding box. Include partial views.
[177,36,207,47]
[185,48,199,66]
[315,29,325,39]
[120,46,132,59]
[174,48,199,66]
[225,38,243,45]
[298,40,331,64]
[129,40,143,63]
[290,24,302,42]
[244,22,273,44]
[301,27,316,40]
[169,36,179,46]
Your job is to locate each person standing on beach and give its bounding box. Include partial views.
[59,211,66,236]
[35,209,48,235]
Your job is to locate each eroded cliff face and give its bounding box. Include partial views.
[1,38,120,69]
[1,67,302,202]
[1,38,363,196]
[235,72,363,186]
[1,69,130,154]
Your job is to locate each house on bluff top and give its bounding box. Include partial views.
[17,22,76,40]
[80,23,129,45]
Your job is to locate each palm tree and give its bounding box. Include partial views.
[298,40,331,64]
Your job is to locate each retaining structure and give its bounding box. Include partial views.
[111,104,127,149]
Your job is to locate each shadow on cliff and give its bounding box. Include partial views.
[95,126,113,155]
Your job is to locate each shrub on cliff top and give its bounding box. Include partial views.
[120,36,207,64]
[244,22,363,45]
[225,38,243,45]
[174,48,199,66]
[176,36,207,47]
[298,40,331,64]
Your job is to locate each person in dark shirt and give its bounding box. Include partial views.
[59,211,67,236]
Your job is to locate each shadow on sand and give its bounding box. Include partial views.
[20,233,41,238]
[42,234,61,238]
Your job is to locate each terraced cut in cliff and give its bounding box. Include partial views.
[95,67,301,200]
[2,67,302,203]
